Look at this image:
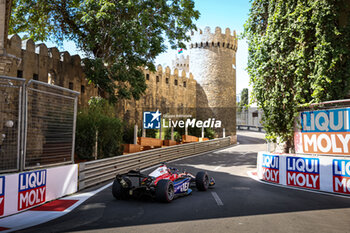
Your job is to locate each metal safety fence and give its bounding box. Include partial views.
[0,76,79,173]
[236,107,263,127]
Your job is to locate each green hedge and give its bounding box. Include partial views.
[97,116,123,158]
[75,97,123,161]
[75,113,95,160]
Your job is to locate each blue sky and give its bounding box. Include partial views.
[46,1,251,94]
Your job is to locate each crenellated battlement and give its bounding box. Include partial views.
[190,26,237,51]
[172,55,190,72]
[144,64,194,81]
[5,34,98,106]
[7,34,83,63]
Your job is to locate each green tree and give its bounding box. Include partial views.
[238,88,249,111]
[9,0,199,102]
[244,0,350,151]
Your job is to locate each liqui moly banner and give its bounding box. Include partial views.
[18,170,47,211]
[295,108,350,155]
[286,157,320,190]
[0,164,78,217]
[257,152,350,195]
[0,176,4,216]
[261,154,279,183]
[333,159,350,194]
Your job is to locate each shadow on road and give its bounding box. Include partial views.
[18,163,350,233]
[18,132,350,233]
[237,133,267,145]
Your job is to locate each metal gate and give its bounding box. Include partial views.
[0,76,79,173]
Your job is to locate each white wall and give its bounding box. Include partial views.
[257,152,350,195]
[0,164,78,217]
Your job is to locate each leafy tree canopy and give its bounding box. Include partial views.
[9,0,200,102]
[244,0,350,149]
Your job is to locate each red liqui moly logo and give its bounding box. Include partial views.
[18,170,46,211]
[333,159,350,194]
[287,157,320,190]
[0,176,4,216]
[261,154,279,183]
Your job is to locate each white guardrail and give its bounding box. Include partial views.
[78,137,232,190]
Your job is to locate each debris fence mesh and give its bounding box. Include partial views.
[0,77,24,172]
[24,80,78,169]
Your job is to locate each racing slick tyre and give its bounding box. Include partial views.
[196,171,209,191]
[155,179,174,203]
[112,177,131,200]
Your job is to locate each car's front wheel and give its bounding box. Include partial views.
[196,171,209,191]
[155,179,174,203]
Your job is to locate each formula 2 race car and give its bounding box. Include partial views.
[112,164,215,202]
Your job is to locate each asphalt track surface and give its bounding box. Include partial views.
[19,131,350,233]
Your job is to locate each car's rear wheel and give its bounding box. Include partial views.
[155,180,174,203]
[112,177,131,200]
[196,171,209,191]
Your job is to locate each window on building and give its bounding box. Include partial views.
[81,85,85,94]
[156,76,160,82]
[166,78,169,84]
[146,74,149,80]
[206,42,209,47]
[174,79,178,85]
[212,42,214,46]
[217,42,220,47]
[33,74,39,80]
[48,71,56,85]
[69,82,74,90]
[17,70,23,78]
[183,81,186,88]
[223,42,225,47]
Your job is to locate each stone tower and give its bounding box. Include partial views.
[0,0,20,75]
[172,55,190,73]
[189,26,237,140]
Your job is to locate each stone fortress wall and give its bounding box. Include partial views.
[4,35,98,107]
[1,35,99,166]
[1,25,237,140]
[1,34,198,126]
[119,65,197,125]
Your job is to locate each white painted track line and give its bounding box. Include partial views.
[211,192,224,206]
[0,182,113,233]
